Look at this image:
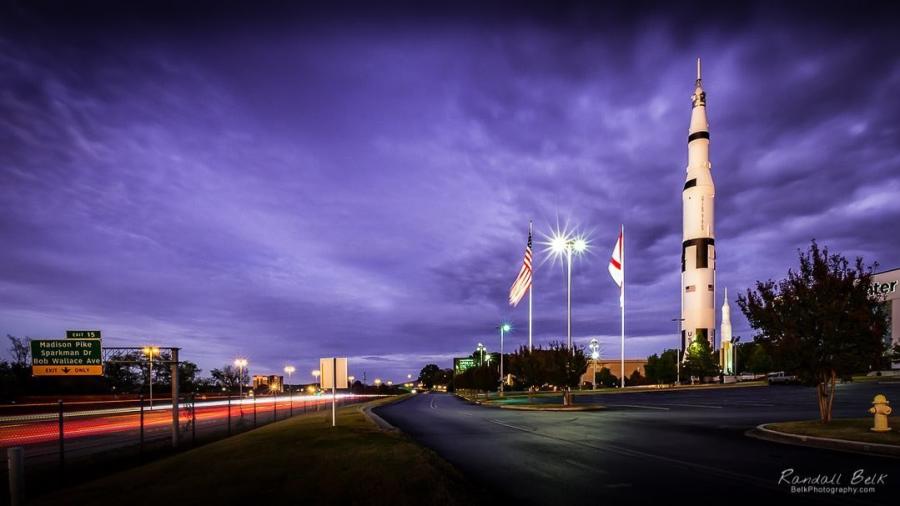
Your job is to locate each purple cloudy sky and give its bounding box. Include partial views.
[2,1,899,382]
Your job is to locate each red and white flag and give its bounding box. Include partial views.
[608,226,624,306]
[509,229,533,307]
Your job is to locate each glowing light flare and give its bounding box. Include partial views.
[543,226,591,262]
[500,323,511,332]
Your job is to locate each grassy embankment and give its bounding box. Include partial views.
[458,381,767,407]
[33,396,481,506]
[767,418,900,446]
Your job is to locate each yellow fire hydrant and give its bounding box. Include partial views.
[869,394,892,432]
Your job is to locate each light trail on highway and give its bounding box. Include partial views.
[0,394,376,447]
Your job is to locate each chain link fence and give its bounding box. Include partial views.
[0,393,377,504]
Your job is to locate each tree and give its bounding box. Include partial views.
[544,342,587,406]
[738,241,888,423]
[645,349,678,385]
[745,345,774,373]
[682,334,719,381]
[595,367,619,388]
[417,364,441,389]
[627,370,646,386]
[7,335,30,366]
[211,365,243,390]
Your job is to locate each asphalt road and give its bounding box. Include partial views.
[375,383,900,505]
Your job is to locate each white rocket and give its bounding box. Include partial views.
[720,288,733,374]
[681,58,716,352]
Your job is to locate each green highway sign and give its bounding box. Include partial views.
[453,357,476,375]
[66,330,101,339]
[31,339,103,376]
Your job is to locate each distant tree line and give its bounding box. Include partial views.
[0,336,403,401]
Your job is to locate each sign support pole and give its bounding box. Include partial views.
[171,348,180,448]
[331,357,337,427]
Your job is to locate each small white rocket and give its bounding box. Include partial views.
[681,58,716,352]
[720,288,733,374]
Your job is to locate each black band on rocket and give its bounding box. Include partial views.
[688,131,709,143]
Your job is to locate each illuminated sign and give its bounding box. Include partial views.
[66,330,101,339]
[31,339,103,376]
[453,357,475,375]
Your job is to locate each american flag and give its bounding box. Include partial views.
[508,229,533,307]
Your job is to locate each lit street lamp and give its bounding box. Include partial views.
[476,343,486,365]
[498,323,511,395]
[234,358,248,398]
[589,338,600,390]
[549,230,588,352]
[312,369,321,390]
[374,378,382,387]
[142,346,160,408]
[348,375,356,388]
[284,365,295,405]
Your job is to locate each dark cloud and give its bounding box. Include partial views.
[1,2,899,380]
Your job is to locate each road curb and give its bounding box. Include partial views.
[747,423,900,458]
[362,396,413,432]
[497,404,606,411]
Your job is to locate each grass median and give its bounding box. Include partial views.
[33,396,481,506]
[767,418,900,446]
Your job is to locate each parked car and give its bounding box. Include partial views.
[767,371,800,385]
[737,372,761,382]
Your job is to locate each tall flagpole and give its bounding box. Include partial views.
[528,220,533,352]
[620,224,625,389]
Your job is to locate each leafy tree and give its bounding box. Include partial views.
[211,365,244,390]
[645,349,678,385]
[595,367,619,388]
[627,370,646,386]
[738,241,888,423]
[745,344,774,373]
[417,364,442,389]
[682,334,719,381]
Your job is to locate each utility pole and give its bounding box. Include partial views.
[672,318,684,385]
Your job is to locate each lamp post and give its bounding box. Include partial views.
[348,375,356,389]
[589,338,600,390]
[312,369,321,391]
[284,365,295,410]
[142,346,160,408]
[672,318,684,385]
[234,358,248,399]
[476,343,486,366]
[498,323,511,395]
[549,232,588,353]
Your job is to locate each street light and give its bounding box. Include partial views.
[234,358,248,398]
[312,369,321,390]
[589,338,600,390]
[374,378,382,387]
[476,343,486,366]
[498,323,511,396]
[142,346,160,408]
[348,375,356,388]
[548,230,589,352]
[284,365,295,406]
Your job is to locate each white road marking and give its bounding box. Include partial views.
[564,458,609,474]
[487,418,533,431]
[658,403,723,409]
[604,404,670,411]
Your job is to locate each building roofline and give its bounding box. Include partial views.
[874,267,900,276]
